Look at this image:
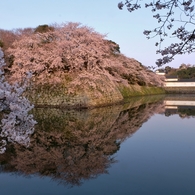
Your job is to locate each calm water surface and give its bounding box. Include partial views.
[0,95,195,195]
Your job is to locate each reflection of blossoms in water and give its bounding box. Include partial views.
[0,96,165,186]
[0,49,36,153]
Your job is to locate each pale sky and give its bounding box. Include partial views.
[1,0,194,68]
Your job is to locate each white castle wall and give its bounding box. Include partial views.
[164,82,195,87]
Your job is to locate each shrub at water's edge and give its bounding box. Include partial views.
[4,22,164,108]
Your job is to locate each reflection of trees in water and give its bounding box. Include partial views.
[178,107,195,118]
[165,106,195,118]
[164,95,195,118]
[0,97,164,186]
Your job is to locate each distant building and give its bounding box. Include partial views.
[165,75,178,82]
[155,70,165,76]
[164,77,195,87]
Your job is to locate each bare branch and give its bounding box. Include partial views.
[118,0,195,66]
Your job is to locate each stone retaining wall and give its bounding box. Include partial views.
[26,84,165,108]
[165,87,195,94]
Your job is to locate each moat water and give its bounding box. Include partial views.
[0,94,195,195]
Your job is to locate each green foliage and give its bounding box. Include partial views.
[177,67,195,79]
[107,40,120,54]
[178,107,195,116]
[0,40,4,48]
[166,68,177,76]
[121,73,146,86]
[164,64,195,79]
[165,66,172,74]
[157,68,165,73]
[179,63,187,69]
[34,24,54,33]
[122,73,136,85]
[105,67,115,76]
[3,55,14,74]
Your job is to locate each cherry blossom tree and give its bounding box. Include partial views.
[118,0,195,67]
[0,48,36,154]
[0,28,34,51]
[7,22,113,84]
[0,29,19,51]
